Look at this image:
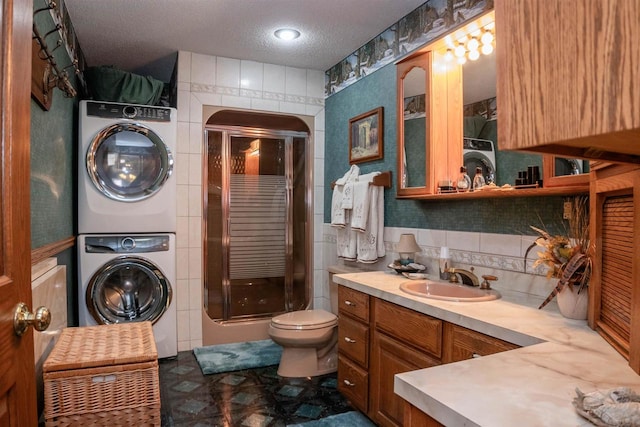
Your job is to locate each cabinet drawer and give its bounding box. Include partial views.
[374,299,442,359]
[338,316,369,367]
[443,323,519,363]
[337,355,368,413]
[338,286,369,322]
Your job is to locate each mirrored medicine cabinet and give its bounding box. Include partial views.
[396,11,589,200]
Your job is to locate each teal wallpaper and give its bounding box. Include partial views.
[30,93,77,248]
[324,63,567,236]
[31,0,80,325]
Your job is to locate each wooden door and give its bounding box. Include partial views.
[0,0,37,425]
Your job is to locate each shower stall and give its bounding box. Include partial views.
[203,117,311,326]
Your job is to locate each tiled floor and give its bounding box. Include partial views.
[159,351,355,426]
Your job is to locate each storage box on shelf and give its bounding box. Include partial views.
[43,322,160,427]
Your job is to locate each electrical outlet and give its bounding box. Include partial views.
[563,201,572,219]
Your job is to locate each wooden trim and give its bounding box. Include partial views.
[31,236,76,265]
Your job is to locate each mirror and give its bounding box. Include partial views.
[402,66,427,188]
[397,53,434,197]
[462,53,544,187]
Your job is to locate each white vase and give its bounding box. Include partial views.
[557,284,588,320]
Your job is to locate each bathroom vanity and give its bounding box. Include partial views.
[334,271,640,427]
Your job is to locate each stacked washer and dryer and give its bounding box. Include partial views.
[77,100,178,358]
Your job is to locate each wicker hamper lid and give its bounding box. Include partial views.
[43,322,158,373]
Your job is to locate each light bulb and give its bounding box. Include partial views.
[444,49,454,61]
[454,44,466,58]
[481,43,494,55]
[456,55,467,65]
[466,37,480,52]
[481,30,494,45]
[468,50,480,61]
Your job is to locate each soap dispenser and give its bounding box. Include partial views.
[456,166,471,192]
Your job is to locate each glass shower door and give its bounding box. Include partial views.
[204,128,308,322]
[227,136,288,318]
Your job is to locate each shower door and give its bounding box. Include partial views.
[205,127,309,321]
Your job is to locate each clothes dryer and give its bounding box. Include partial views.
[78,100,177,233]
[78,233,177,358]
[463,137,497,185]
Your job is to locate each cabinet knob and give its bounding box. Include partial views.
[343,379,356,387]
[344,337,356,343]
[344,300,356,306]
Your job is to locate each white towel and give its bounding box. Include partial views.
[335,164,360,186]
[331,165,360,227]
[330,184,346,227]
[351,172,379,232]
[356,184,385,263]
[336,223,358,261]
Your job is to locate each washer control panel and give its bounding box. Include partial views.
[85,235,170,253]
[86,101,172,122]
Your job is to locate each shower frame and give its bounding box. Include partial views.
[203,124,313,323]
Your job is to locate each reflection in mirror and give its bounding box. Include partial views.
[403,67,427,188]
[462,52,543,187]
[554,157,590,176]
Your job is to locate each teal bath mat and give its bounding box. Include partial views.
[193,339,282,375]
[287,411,375,427]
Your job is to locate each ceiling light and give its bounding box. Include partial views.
[274,28,300,41]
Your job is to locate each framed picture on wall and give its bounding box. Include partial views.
[349,107,383,164]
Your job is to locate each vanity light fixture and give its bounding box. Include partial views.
[481,29,494,45]
[444,23,494,64]
[274,28,301,41]
[466,37,480,52]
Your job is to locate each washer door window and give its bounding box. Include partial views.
[86,256,172,325]
[87,123,173,201]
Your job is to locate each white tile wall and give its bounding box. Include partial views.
[323,224,556,303]
[175,51,325,350]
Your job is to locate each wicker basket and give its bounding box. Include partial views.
[43,322,160,427]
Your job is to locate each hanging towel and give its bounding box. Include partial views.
[351,172,380,232]
[331,165,360,227]
[336,223,358,261]
[357,185,385,263]
[330,184,347,227]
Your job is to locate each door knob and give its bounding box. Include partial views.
[13,302,51,336]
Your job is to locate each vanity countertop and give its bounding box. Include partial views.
[333,270,640,427]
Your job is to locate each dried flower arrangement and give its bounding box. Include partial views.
[525,196,592,310]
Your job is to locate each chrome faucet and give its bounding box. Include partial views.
[445,268,479,287]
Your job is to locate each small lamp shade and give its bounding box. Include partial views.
[396,234,421,263]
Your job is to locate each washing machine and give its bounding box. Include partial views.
[78,100,177,234]
[78,233,177,358]
[463,137,497,184]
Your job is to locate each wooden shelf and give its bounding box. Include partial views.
[396,185,589,200]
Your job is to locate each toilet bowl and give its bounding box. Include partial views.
[269,309,338,377]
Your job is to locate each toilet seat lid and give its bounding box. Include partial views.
[271,310,337,330]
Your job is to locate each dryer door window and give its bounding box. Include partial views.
[86,123,173,201]
[86,256,172,325]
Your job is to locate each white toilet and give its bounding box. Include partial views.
[269,275,339,377]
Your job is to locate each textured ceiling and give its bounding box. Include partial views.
[64,0,427,82]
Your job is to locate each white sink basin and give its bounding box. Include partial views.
[400,280,501,302]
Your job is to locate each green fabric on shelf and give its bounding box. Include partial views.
[84,66,165,105]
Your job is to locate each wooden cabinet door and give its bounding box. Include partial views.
[0,0,38,425]
[590,164,640,373]
[496,0,640,162]
[370,332,440,427]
